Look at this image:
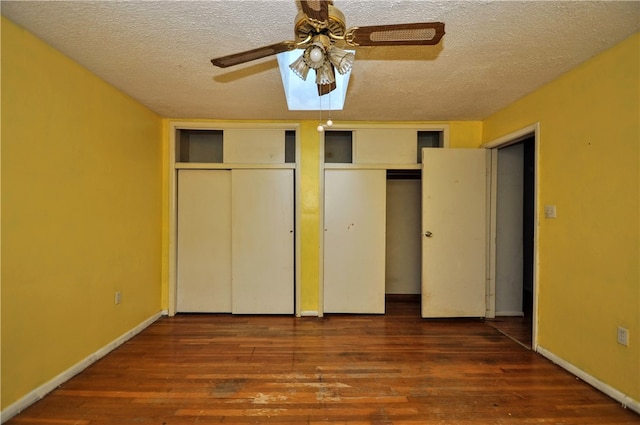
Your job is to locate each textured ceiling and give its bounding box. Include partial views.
[2,1,639,121]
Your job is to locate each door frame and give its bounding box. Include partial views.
[318,123,451,317]
[167,121,301,317]
[483,123,540,350]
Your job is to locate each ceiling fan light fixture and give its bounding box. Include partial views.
[213,1,446,112]
[302,42,327,70]
[315,60,335,85]
[289,53,310,80]
[327,45,355,75]
[277,50,354,111]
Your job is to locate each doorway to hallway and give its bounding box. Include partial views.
[488,135,535,348]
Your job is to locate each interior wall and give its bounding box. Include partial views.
[1,17,163,409]
[495,143,524,315]
[483,32,640,402]
[298,121,322,313]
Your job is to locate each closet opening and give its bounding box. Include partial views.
[385,169,422,312]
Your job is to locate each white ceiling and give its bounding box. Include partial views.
[2,1,638,121]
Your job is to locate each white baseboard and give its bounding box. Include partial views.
[300,310,319,317]
[1,311,163,423]
[537,345,640,414]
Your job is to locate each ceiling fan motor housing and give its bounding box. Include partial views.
[294,5,346,44]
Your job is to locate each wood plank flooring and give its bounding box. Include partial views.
[8,298,639,424]
[486,316,533,350]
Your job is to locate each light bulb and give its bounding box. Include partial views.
[303,40,328,69]
[317,124,324,132]
[326,119,333,127]
[309,47,324,64]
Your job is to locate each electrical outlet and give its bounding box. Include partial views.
[114,291,122,305]
[544,205,557,219]
[617,326,629,347]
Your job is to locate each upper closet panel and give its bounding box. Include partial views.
[224,129,285,164]
[355,129,417,164]
[323,126,446,166]
[175,127,294,165]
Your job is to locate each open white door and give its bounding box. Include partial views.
[231,169,294,314]
[324,169,386,313]
[421,149,488,318]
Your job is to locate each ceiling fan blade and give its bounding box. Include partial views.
[347,22,445,47]
[211,41,297,68]
[300,0,330,25]
[317,81,336,96]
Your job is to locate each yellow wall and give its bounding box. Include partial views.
[483,33,640,400]
[298,121,322,312]
[1,17,163,408]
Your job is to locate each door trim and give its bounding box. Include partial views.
[483,122,540,350]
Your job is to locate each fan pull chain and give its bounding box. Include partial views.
[317,90,334,132]
[317,91,324,132]
[326,90,333,127]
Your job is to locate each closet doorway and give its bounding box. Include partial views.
[168,124,300,316]
[385,170,421,307]
[384,130,443,310]
[321,126,448,316]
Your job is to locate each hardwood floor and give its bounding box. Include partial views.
[8,298,638,424]
[486,316,533,350]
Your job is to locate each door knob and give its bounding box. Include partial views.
[425,231,433,237]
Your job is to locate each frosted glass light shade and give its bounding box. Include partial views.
[289,54,310,80]
[277,49,354,111]
[315,61,335,85]
[328,46,355,75]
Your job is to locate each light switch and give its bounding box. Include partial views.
[544,205,557,219]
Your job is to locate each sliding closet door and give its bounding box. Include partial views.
[176,170,232,312]
[324,169,387,313]
[231,169,294,314]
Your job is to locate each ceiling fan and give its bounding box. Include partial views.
[211,0,445,96]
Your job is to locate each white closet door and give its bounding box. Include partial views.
[177,170,232,312]
[421,148,488,318]
[324,169,386,313]
[231,169,294,314]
